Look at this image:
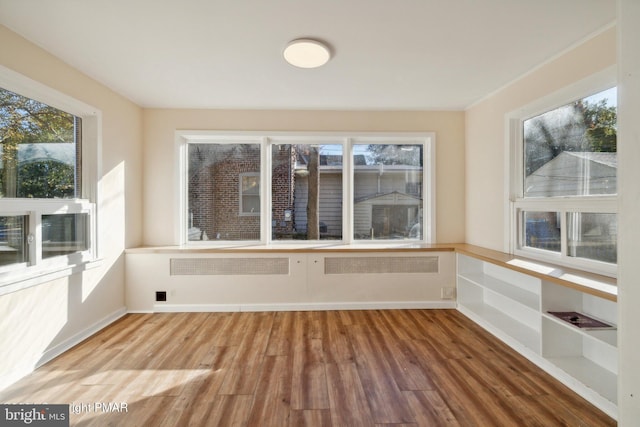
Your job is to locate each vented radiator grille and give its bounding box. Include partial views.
[170,258,289,276]
[324,256,438,274]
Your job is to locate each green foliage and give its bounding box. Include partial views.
[16,160,75,198]
[579,99,617,152]
[0,87,75,145]
[1,87,76,198]
[363,144,423,166]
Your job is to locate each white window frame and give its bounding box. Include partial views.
[0,66,101,294]
[506,66,617,277]
[176,131,436,246]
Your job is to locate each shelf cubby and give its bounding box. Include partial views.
[456,252,618,419]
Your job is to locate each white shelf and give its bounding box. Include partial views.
[456,253,618,419]
[459,272,540,311]
[542,312,617,347]
[458,301,541,354]
[546,356,617,404]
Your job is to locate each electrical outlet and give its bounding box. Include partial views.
[441,287,456,299]
[155,291,167,302]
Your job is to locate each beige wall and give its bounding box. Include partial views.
[0,25,143,387]
[464,27,616,251]
[142,109,466,245]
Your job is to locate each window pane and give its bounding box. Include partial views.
[523,88,617,198]
[272,144,343,240]
[523,211,561,253]
[567,212,617,264]
[42,213,88,258]
[0,87,81,199]
[0,215,28,266]
[240,174,260,214]
[353,144,423,240]
[188,143,261,241]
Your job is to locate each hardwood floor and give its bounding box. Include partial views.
[0,310,615,426]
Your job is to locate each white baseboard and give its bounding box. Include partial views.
[0,306,127,392]
[153,301,457,312]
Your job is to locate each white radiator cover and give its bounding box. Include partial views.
[125,251,456,312]
[324,256,438,274]
[170,257,290,275]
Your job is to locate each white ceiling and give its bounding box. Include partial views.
[0,0,616,110]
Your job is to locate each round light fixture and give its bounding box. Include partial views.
[283,39,331,69]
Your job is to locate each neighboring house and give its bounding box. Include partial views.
[525,151,617,197]
[188,144,295,241]
[293,156,423,240]
[353,191,422,239]
[188,145,423,241]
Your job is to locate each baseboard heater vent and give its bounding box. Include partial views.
[170,258,289,276]
[324,256,438,275]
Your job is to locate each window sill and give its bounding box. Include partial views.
[0,258,103,297]
[125,242,456,254]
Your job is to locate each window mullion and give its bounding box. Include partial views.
[30,211,42,266]
[262,137,271,245]
[560,209,570,261]
[343,138,353,245]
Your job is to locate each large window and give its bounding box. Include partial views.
[180,133,434,245]
[511,83,617,275]
[0,67,98,287]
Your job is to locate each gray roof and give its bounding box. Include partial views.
[354,191,422,204]
[525,151,617,197]
[565,152,617,169]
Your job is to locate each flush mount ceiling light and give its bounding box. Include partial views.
[283,39,331,68]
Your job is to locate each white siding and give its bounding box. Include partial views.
[294,172,342,237]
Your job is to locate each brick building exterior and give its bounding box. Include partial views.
[271,145,296,238]
[188,144,296,241]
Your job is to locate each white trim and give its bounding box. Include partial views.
[0,306,126,391]
[0,65,99,117]
[426,134,436,243]
[261,137,271,245]
[177,131,436,246]
[175,135,188,245]
[344,138,354,244]
[153,301,457,313]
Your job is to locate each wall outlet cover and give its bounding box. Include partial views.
[441,287,456,299]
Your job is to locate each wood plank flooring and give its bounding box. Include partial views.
[0,310,615,426]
